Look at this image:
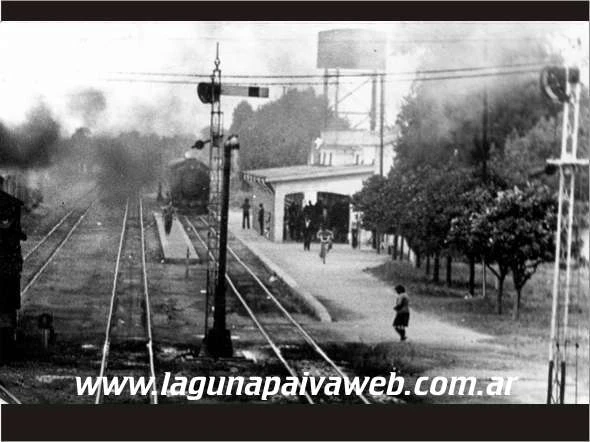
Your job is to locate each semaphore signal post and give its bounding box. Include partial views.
[197,44,268,357]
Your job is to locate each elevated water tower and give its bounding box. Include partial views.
[317,29,387,131]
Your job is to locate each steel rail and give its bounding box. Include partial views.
[23,187,96,262]
[184,216,314,404]
[0,382,21,404]
[139,197,158,404]
[225,236,371,404]
[22,208,75,261]
[193,216,371,404]
[21,202,95,301]
[95,198,129,404]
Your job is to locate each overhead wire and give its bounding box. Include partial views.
[110,60,548,80]
[105,67,540,88]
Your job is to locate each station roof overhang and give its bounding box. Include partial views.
[242,164,375,193]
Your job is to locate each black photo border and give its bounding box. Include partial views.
[0,1,589,441]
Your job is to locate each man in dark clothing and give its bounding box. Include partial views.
[0,186,26,364]
[303,201,314,220]
[163,202,174,235]
[258,204,265,236]
[241,198,251,229]
[287,204,297,240]
[302,216,313,251]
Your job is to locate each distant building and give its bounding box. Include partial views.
[242,128,396,242]
[310,129,396,173]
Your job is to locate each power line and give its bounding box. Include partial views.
[104,67,540,88]
[110,61,548,81]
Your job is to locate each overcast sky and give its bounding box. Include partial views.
[0,21,587,136]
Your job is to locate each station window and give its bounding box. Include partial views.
[329,153,333,166]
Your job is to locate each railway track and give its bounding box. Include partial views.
[95,196,157,404]
[21,191,96,304]
[0,382,21,404]
[0,189,96,405]
[183,214,370,405]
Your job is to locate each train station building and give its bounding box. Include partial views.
[241,129,395,242]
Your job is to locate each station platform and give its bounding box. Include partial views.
[228,210,488,345]
[154,213,199,264]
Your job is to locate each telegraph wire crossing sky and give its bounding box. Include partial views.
[0,21,586,135]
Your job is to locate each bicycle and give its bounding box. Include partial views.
[317,228,334,264]
[319,241,328,264]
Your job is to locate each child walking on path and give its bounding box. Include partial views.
[393,285,410,341]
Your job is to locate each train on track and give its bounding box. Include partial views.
[167,156,209,212]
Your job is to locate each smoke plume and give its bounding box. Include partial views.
[67,88,107,128]
[94,135,161,198]
[0,102,62,169]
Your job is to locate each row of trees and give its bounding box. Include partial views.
[229,88,348,171]
[353,166,558,319]
[353,40,589,319]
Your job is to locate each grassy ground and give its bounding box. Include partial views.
[362,256,589,402]
[368,258,588,342]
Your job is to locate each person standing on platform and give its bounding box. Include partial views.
[163,201,174,235]
[351,217,359,249]
[258,204,265,236]
[241,198,251,229]
[302,216,313,251]
[303,201,314,221]
[392,285,410,341]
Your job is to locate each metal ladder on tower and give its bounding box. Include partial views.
[204,46,224,339]
[545,65,588,404]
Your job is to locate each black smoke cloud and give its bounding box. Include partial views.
[94,134,162,198]
[0,102,62,169]
[67,88,107,128]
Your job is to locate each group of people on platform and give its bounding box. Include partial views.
[240,198,334,254]
[240,198,271,238]
[285,200,331,244]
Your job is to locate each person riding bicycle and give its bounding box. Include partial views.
[316,225,334,260]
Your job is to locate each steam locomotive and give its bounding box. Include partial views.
[167,156,209,212]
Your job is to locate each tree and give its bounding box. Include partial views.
[352,175,390,233]
[449,184,557,317]
[229,88,348,170]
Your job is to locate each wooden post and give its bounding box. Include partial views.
[185,247,190,279]
[469,256,475,296]
[446,255,452,287]
[482,258,487,299]
[433,253,440,283]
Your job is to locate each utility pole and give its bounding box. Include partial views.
[379,73,385,177]
[334,68,340,120]
[543,65,585,404]
[208,134,239,356]
[370,72,377,131]
[480,41,490,295]
[323,68,329,129]
[375,73,385,255]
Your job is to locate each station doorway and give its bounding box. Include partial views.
[283,192,304,241]
[317,192,351,243]
[281,192,350,243]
